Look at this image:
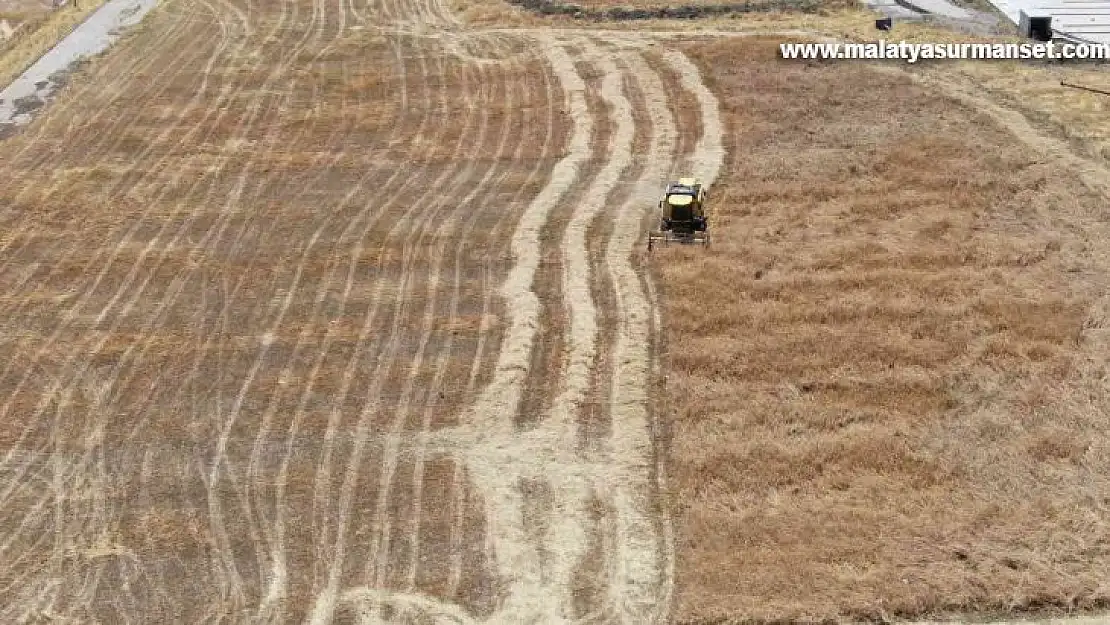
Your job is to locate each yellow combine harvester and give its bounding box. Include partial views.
[647,177,710,250]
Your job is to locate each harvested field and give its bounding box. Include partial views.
[0,0,730,621]
[662,37,1110,623]
[5,0,1110,619]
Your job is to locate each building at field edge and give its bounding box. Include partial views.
[991,0,1110,45]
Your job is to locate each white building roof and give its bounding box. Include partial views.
[988,0,1110,43]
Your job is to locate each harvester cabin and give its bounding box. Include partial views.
[661,178,705,224]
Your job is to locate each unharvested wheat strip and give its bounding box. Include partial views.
[887,67,1110,200]
[603,50,678,625]
[302,45,477,623]
[456,33,592,621]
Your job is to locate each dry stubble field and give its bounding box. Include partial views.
[0,0,731,622]
[662,38,1110,623]
[4,0,1110,620]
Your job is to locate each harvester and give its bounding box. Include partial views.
[647,177,710,250]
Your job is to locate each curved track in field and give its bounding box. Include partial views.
[0,0,722,623]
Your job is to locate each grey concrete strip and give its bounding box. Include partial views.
[0,0,159,129]
[897,0,978,18]
[863,0,930,21]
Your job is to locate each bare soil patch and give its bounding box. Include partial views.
[662,37,1110,623]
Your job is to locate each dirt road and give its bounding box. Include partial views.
[0,0,721,622]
